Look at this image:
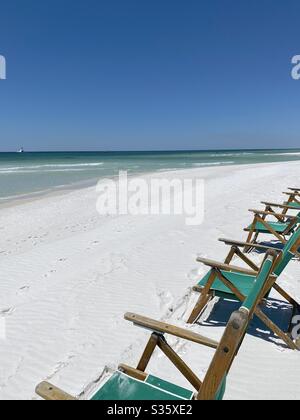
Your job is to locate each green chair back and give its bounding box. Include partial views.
[242,253,276,312]
[274,227,300,277]
[199,253,275,400]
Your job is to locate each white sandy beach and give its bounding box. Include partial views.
[1,161,300,400]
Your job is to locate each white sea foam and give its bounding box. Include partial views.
[0,162,104,172]
[263,152,300,156]
[0,162,105,174]
[0,169,95,174]
[192,161,235,167]
[1,151,300,201]
[208,152,254,157]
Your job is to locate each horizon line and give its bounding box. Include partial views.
[0,147,300,153]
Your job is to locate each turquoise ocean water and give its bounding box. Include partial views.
[0,149,300,202]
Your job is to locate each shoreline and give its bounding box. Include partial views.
[1,159,300,210]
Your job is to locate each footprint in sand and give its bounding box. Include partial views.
[16,286,30,295]
[188,267,203,282]
[0,307,15,316]
[102,253,128,276]
[48,354,77,378]
[157,289,174,313]
[44,269,57,278]
[168,290,195,321]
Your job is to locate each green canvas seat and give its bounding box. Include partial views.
[285,202,300,209]
[198,270,258,299]
[246,221,290,234]
[91,371,194,400]
[90,371,226,401]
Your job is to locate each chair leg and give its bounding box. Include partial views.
[273,283,300,309]
[244,216,259,252]
[187,271,217,324]
[217,271,299,350]
[188,246,238,325]
[244,233,254,252]
[244,232,260,253]
[187,292,214,324]
[157,337,202,391]
[255,307,298,350]
[137,333,159,371]
[252,231,260,245]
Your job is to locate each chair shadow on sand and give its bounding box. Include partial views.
[251,240,300,255]
[198,296,295,349]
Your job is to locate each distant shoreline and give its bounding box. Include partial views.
[0,159,299,210]
[0,149,300,204]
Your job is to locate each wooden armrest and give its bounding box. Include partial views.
[197,257,277,282]
[283,192,300,197]
[261,201,299,210]
[36,382,77,400]
[124,313,219,349]
[248,209,296,219]
[196,257,258,276]
[118,364,148,381]
[218,237,279,251]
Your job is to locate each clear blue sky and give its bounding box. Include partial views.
[0,0,299,151]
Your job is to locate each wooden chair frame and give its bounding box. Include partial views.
[282,191,300,214]
[244,205,299,255]
[187,243,300,350]
[243,186,300,250]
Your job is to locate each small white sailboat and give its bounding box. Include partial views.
[17,147,24,153]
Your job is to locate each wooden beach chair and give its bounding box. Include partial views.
[282,189,300,211]
[36,252,276,401]
[288,187,300,193]
[187,228,300,350]
[244,207,300,253]
[266,188,300,211]
[244,188,300,252]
